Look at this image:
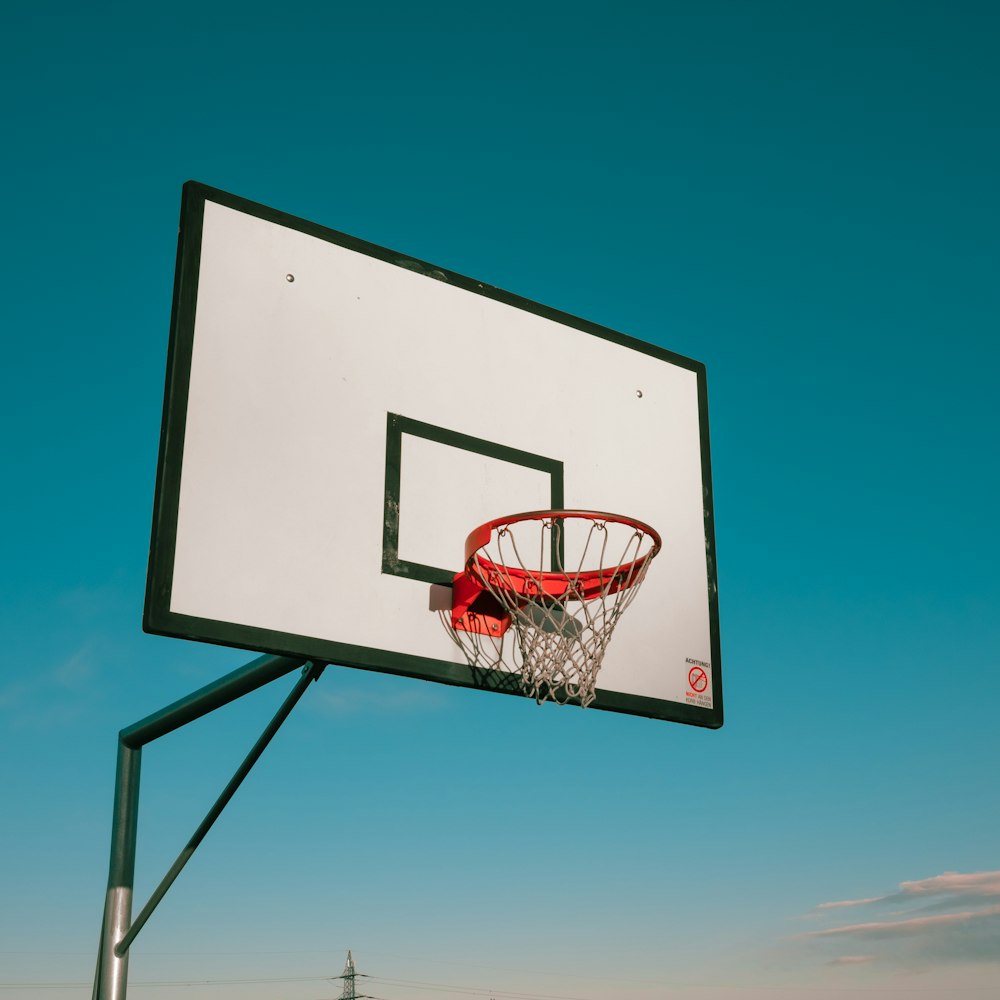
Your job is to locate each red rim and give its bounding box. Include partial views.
[463,510,661,601]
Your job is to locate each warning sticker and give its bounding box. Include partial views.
[684,657,713,708]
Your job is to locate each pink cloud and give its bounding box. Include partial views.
[816,896,884,910]
[898,871,1000,898]
[801,870,1000,970]
[816,870,1000,911]
[803,905,1000,940]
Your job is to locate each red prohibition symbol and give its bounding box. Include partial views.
[688,666,708,693]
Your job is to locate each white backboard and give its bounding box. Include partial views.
[145,183,722,726]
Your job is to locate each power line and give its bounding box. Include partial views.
[6,952,1000,995]
[0,973,335,989]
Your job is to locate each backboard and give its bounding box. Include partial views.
[145,182,722,727]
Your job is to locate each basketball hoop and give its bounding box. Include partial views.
[446,511,661,707]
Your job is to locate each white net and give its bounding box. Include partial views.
[446,512,660,707]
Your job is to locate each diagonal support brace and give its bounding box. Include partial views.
[94,654,319,1000]
[115,659,326,956]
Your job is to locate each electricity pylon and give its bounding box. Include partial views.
[339,950,357,1000]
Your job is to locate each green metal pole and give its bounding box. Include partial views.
[94,742,141,1000]
[121,653,308,747]
[114,661,325,956]
[92,653,312,1000]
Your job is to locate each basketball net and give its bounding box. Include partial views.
[446,511,661,708]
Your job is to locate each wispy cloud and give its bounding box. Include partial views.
[309,683,446,716]
[803,905,1000,940]
[798,871,1000,972]
[0,644,102,730]
[816,896,883,910]
[817,870,1000,911]
[898,871,1000,899]
[1,581,132,730]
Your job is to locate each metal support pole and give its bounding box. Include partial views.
[93,742,141,1000]
[92,654,317,1000]
[121,653,309,748]
[115,660,325,956]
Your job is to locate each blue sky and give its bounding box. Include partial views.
[2,2,998,999]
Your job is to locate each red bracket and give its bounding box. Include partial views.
[450,572,511,636]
